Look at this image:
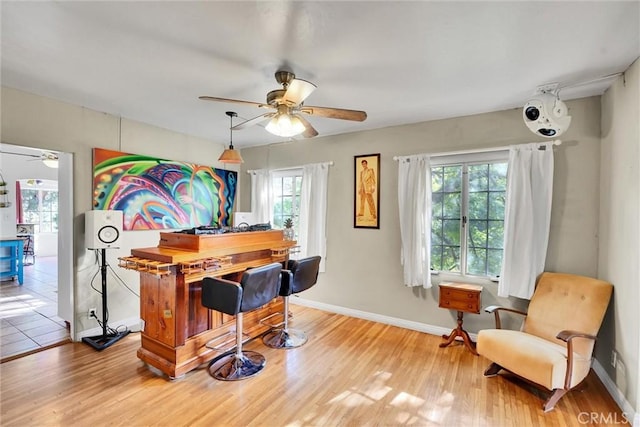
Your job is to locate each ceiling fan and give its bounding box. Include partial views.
[199,70,367,138]
[0,150,59,168]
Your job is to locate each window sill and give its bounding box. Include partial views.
[431,271,498,287]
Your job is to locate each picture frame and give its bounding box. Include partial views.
[354,153,380,229]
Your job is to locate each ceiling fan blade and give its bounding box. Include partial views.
[0,150,41,159]
[282,79,317,105]
[301,106,367,122]
[199,96,269,109]
[232,113,274,130]
[297,115,319,138]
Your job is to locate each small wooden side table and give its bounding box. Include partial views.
[438,282,483,355]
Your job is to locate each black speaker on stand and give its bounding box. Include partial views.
[82,210,129,351]
[82,248,130,351]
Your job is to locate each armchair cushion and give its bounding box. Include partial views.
[477,329,591,390]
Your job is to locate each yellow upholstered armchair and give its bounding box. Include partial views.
[476,272,613,412]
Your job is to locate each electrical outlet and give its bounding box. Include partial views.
[611,349,618,368]
[88,308,97,319]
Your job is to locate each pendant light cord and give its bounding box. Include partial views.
[226,111,237,149]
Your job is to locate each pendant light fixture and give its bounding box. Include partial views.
[218,111,243,164]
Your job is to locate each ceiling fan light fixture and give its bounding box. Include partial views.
[42,152,59,168]
[42,159,59,168]
[266,113,306,138]
[199,69,367,140]
[218,111,243,164]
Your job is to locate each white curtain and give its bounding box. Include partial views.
[250,169,273,224]
[397,154,432,288]
[499,142,554,299]
[299,162,330,272]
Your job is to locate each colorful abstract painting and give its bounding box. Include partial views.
[92,148,237,230]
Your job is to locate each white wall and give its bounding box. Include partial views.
[1,86,238,338]
[599,58,639,417]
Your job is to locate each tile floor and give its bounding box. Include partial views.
[0,256,70,361]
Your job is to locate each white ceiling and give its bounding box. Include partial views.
[2,1,638,148]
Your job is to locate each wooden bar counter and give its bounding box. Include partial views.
[121,230,296,378]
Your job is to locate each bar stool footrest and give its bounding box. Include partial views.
[205,330,251,353]
[258,311,287,329]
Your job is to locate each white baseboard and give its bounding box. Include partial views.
[592,359,637,426]
[75,316,142,341]
[291,296,477,340]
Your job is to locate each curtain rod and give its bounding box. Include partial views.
[247,161,334,174]
[392,140,562,161]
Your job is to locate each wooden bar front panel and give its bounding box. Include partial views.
[127,230,296,379]
[188,280,209,337]
[140,272,177,347]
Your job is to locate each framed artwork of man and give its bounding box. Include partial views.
[354,153,380,229]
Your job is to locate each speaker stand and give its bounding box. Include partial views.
[82,248,130,351]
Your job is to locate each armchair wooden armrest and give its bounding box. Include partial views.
[484,305,528,329]
[555,329,597,391]
[556,330,597,342]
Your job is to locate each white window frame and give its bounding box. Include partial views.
[271,168,303,238]
[430,151,509,284]
[19,179,59,234]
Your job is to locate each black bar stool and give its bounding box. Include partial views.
[263,256,321,349]
[202,262,282,380]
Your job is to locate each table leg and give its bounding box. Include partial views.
[439,311,478,355]
[17,241,24,285]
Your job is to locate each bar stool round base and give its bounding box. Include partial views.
[262,329,308,349]
[208,351,266,381]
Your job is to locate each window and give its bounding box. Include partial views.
[431,158,508,278]
[21,183,59,233]
[272,169,302,238]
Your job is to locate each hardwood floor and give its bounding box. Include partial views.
[0,306,624,426]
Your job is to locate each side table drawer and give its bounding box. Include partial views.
[438,286,481,314]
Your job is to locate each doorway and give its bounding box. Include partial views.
[0,143,74,361]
